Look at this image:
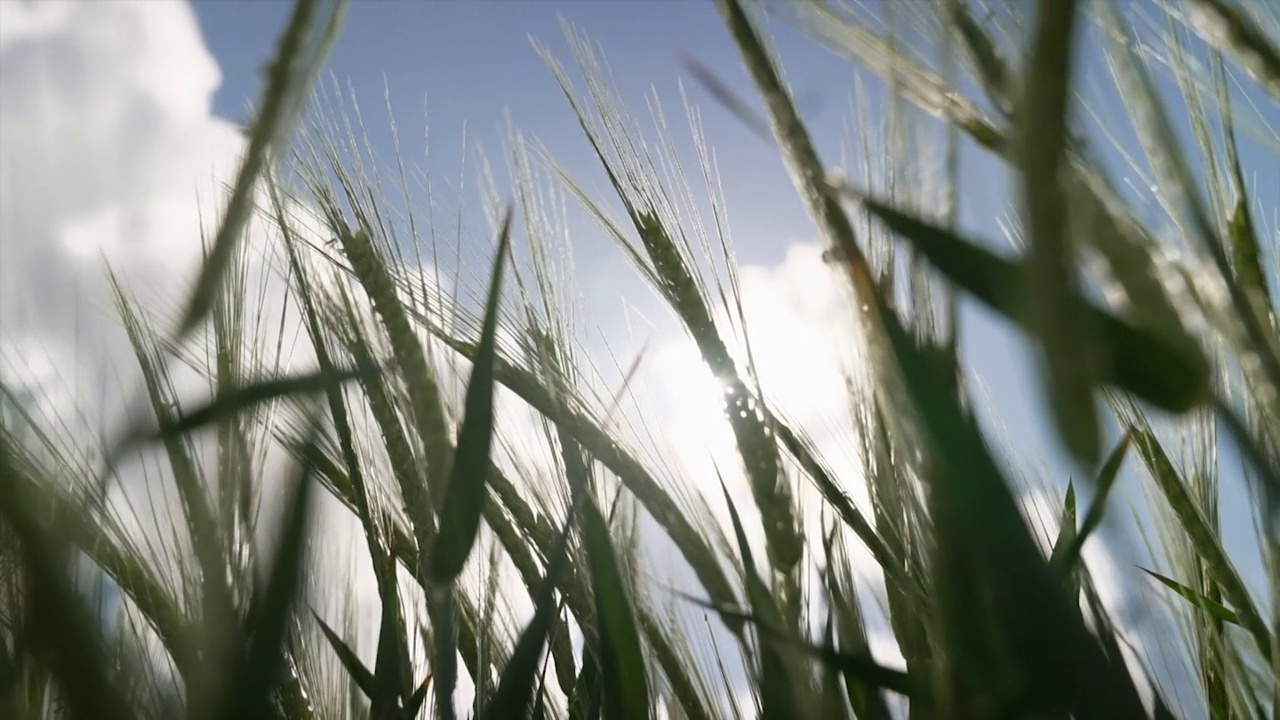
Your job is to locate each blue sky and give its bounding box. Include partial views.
[195,1,854,268]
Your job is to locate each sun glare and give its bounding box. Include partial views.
[654,341,737,462]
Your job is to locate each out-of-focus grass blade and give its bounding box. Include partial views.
[855,194,1213,414]
[478,499,579,720]
[531,681,549,720]
[1021,0,1098,464]
[1054,429,1133,572]
[109,364,377,465]
[804,642,912,702]
[868,275,1148,716]
[1185,0,1280,103]
[313,611,376,700]
[1140,567,1242,626]
[0,437,134,720]
[218,421,317,720]
[431,208,513,585]
[677,49,774,144]
[942,0,1013,116]
[580,493,650,720]
[3,422,197,681]
[0,640,15,699]
[176,0,344,336]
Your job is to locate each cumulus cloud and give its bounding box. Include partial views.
[0,0,244,434]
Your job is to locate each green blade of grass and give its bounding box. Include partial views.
[570,643,603,720]
[677,50,775,144]
[1053,429,1133,572]
[478,498,579,720]
[431,208,513,584]
[1050,480,1078,567]
[371,544,410,720]
[110,364,377,463]
[716,478,808,720]
[405,673,434,720]
[1133,424,1273,661]
[580,492,651,720]
[177,0,343,337]
[634,607,716,720]
[942,0,1014,116]
[218,420,317,720]
[819,528,896,719]
[427,210,513,720]
[1140,567,1242,626]
[853,194,1213,414]
[818,615,853,720]
[312,611,377,700]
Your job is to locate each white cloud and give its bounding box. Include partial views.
[0,0,242,437]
